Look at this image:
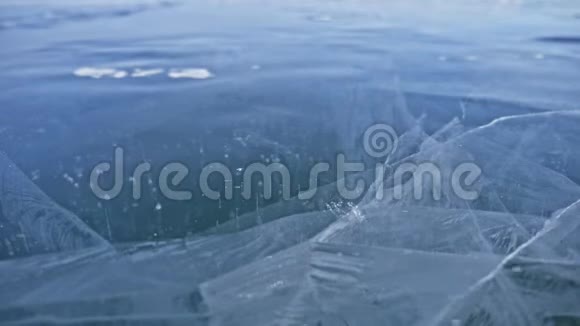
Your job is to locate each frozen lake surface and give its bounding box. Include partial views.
[0,0,579,324]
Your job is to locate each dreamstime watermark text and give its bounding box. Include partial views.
[89,124,482,203]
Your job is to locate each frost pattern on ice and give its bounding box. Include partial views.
[192,111,580,326]
[0,152,109,254]
[1,110,580,325]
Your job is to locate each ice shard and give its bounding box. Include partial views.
[0,152,109,254]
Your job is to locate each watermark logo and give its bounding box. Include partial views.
[89,124,482,203]
[363,123,398,158]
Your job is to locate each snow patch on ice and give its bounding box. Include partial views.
[73,67,119,79]
[131,68,164,78]
[112,70,128,79]
[168,68,213,80]
[74,67,213,80]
